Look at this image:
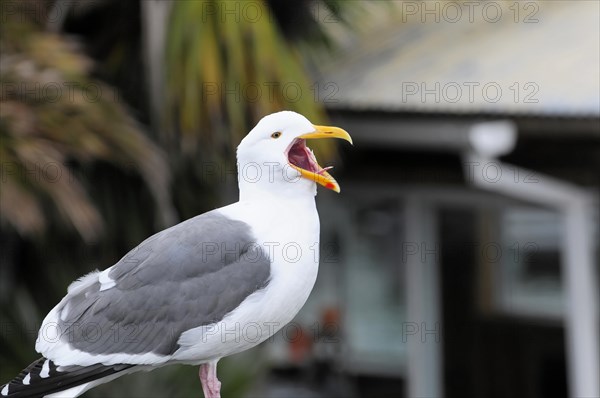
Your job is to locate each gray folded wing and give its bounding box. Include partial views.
[55,211,271,356]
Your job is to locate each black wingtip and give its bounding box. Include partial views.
[1,357,133,397]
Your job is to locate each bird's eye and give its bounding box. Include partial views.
[271,132,282,139]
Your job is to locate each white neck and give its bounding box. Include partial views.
[237,162,317,202]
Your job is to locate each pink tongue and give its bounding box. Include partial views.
[288,142,316,171]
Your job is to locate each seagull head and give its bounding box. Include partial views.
[237,111,352,198]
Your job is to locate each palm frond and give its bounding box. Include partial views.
[165,0,333,162]
[0,15,174,241]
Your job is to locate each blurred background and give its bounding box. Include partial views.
[1,1,599,397]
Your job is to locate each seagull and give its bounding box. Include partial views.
[1,111,352,398]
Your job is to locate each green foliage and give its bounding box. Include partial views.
[0,10,174,241]
[165,0,333,162]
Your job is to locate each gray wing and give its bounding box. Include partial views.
[55,211,271,356]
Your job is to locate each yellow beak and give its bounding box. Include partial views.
[289,125,353,193]
[299,125,353,145]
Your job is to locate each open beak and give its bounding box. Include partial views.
[286,125,353,193]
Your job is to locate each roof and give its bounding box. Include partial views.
[315,1,600,117]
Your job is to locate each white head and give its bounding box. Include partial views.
[236,111,352,201]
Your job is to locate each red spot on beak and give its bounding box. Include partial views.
[326,183,335,190]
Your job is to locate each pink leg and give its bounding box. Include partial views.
[199,361,221,398]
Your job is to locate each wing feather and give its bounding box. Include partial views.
[36,211,271,365]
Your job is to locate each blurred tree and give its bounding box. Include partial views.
[164,0,336,157]
[0,0,175,241]
[0,0,176,392]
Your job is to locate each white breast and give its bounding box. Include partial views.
[173,196,321,363]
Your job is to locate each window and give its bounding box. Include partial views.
[315,194,407,374]
[494,207,565,318]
